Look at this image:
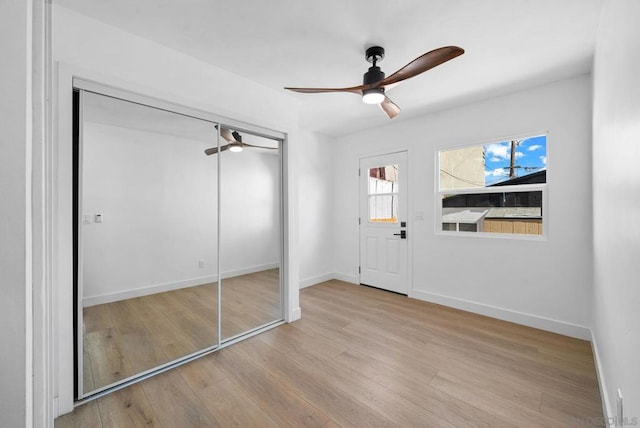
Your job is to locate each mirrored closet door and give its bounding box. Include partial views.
[74,86,284,400]
[218,127,282,340]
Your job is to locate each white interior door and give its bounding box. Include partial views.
[359,151,408,294]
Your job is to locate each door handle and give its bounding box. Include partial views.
[393,230,406,239]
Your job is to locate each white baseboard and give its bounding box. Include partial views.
[299,272,334,289]
[409,289,591,340]
[83,275,217,307]
[83,263,279,307]
[288,306,302,322]
[590,331,613,423]
[333,272,359,284]
[224,262,280,279]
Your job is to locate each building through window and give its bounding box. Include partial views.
[438,135,547,236]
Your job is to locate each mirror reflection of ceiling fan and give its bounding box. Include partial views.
[204,127,278,155]
[285,45,464,119]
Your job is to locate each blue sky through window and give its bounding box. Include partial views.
[484,135,547,185]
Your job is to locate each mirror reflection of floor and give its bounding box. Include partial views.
[82,269,281,394]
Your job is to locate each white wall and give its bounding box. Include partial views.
[297,130,334,287]
[220,148,281,276]
[81,119,280,306]
[53,5,301,414]
[0,2,32,426]
[53,7,300,133]
[592,0,640,421]
[81,122,218,304]
[332,75,593,338]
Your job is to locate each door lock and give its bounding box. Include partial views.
[393,230,407,239]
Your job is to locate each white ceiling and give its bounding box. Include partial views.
[56,0,604,136]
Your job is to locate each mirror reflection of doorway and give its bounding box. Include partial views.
[74,87,283,400]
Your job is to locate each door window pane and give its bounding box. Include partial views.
[369,195,398,223]
[368,164,398,194]
[368,164,399,223]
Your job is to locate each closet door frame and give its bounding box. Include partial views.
[71,78,288,403]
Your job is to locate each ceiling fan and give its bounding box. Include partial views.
[284,45,464,119]
[204,127,278,155]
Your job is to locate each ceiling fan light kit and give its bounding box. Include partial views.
[362,88,385,104]
[285,44,464,119]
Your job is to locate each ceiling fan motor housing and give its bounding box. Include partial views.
[363,66,385,86]
[363,46,385,89]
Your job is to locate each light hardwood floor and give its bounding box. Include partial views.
[59,280,604,427]
[82,269,281,393]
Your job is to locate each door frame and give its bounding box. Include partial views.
[357,148,412,295]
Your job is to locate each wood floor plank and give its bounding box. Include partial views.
[96,383,159,428]
[278,341,458,428]
[211,346,330,427]
[82,269,281,393]
[336,303,599,409]
[140,369,222,427]
[233,339,398,428]
[333,349,516,428]
[425,334,602,407]
[339,318,546,411]
[133,296,204,360]
[305,313,543,418]
[429,370,570,428]
[540,392,605,427]
[178,353,227,394]
[82,338,96,393]
[84,327,135,387]
[116,330,172,375]
[83,304,113,334]
[297,296,593,414]
[196,377,279,427]
[257,322,348,359]
[105,299,150,336]
[59,279,604,427]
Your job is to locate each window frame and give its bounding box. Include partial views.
[435,133,549,241]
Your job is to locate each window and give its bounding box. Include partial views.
[438,135,547,237]
[368,164,398,223]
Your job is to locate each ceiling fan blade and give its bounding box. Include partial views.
[379,46,464,88]
[379,96,401,119]
[220,128,236,144]
[204,144,230,156]
[284,86,363,95]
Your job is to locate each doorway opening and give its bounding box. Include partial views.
[358,151,409,295]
